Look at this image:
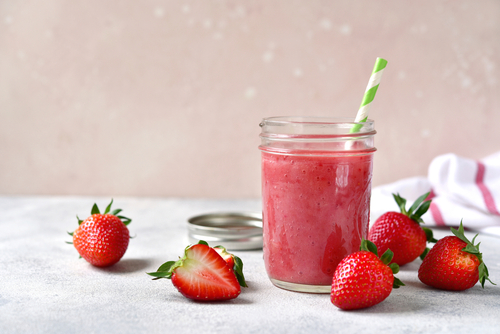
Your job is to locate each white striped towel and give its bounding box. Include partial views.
[370,151,500,237]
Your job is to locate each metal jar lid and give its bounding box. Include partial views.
[187,212,263,250]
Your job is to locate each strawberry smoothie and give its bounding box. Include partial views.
[259,117,376,292]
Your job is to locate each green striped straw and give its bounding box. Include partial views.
[350,57,388,133]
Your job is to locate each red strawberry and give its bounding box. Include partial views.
[418,221,494,291]
[147,241,245,301]
[331,239,404,310]
[68,200,131,267]
[213,245,248,287]
[368,192,437,266]
[214,245,235,267]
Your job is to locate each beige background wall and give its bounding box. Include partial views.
[1,0,499,198]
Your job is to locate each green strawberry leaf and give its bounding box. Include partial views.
[380,248,394,266]
[412,200,431,223]
[117,215,132,226]
[451,220,471,244]
[463,243,480,255]
[157,260,176,273]
[393,193,408,215]
[360,239,378,257]
[422,227,438,243]
[389,262,399,274]
[393,277,405,289]
[111,209,122,216]
[104,199,113,214]
[450,220,495,288]
[91,203,100,215]
[392,192,431,224]
[147,261,176,279]
[478,263,496,287]
[233,255,248,288]
[146,271,172,279]
[420,247,430,260]
[198,240,209,246]
[408,192,430,215]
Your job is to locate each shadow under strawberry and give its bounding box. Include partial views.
[99,258,153,273]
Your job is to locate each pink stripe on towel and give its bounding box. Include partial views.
[430,202,446,226]
[476,161,500,215]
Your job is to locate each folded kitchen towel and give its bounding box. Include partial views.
[370,151,500,237]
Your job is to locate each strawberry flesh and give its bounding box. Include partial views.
[214,246,235,268]
[213,245,248,288]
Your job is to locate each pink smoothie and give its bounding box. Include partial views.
[261,151,373,286]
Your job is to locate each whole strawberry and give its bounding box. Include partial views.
[418,221,494,291]
[68,200,131,267]
[147,240,247,301]
[368,192,436,266]
[331,239,404,310]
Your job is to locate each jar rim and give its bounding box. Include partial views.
[260,116,374,126]
[260,116,375,137]
[259,116,376,154]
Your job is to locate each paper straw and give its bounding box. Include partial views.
[350,57,387,133]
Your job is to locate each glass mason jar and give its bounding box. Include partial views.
[259,117,376,293]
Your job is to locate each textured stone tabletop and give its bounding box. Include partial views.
[1,196,499,334]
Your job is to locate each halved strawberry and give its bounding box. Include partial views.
[147,241,243,301]
[213,245,247,287]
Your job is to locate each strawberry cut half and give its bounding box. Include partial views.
[213,245,248,288]
[148,241,244,301]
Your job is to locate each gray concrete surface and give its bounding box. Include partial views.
[1,196,499,334]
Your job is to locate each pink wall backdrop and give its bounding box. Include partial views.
[1,0,499,198]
